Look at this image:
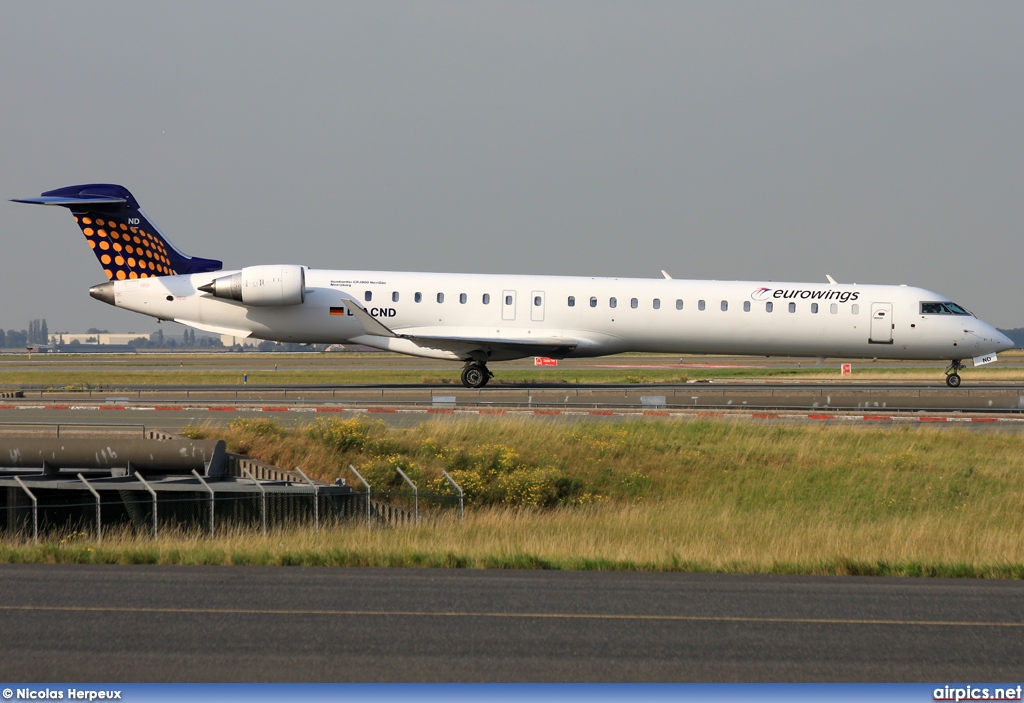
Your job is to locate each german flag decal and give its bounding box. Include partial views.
[329,306,347,316]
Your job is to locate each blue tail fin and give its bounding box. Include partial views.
[12,184,222,280]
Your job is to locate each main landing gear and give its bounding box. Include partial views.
[461,362,492,388]
[944,359,966,388]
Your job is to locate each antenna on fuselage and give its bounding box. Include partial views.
[826,274,838,285]
[661,270,673,280]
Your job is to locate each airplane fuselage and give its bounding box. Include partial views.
[102,268,1010,363]
[19,184,1012,389]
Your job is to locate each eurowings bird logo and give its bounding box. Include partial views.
[751,287,773,301]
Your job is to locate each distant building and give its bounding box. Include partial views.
[219,334,260,348]
[54,333,150,345]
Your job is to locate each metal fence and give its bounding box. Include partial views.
[0,484,464,541]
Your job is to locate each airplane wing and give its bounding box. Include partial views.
[405,332,579,358]
[173,319,253,339]
[342,299,579,359]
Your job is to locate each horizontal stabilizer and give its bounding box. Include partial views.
[12,195,127,207]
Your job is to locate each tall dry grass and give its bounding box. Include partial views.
[5,416,1021,575]
[7,500,1022,576]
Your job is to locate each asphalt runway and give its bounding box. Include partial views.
[5,380,1024,411]
[0,565,1021,682]
[1,403,1024,435]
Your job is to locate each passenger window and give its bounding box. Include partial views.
[630,298,638,309]
[437,293,444,303]
[364,291,372,302]
[415,292,422,303]
[534,296,542,306]
[505,295,513,306]
[610,297,617,309]
[482,293,490,304]
[698,300,706,311]
[590,297,598,308]
[721,300,728,312]
[460,293,467,304]
[766,302,773,312]
[851,304,859,315]
[653,298,661,310]
[830,303,838,314]
[788,302,796,313]
[743,301,750,312]
[392,291,399,303]
[568,296,575,307]
[675,299,683,310]
[811,303,818,314]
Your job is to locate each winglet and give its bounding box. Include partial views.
[343,299,397,338]
[661,270,673,280]
[826,274,838,285]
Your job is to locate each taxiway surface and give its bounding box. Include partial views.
[0,565,1021,682]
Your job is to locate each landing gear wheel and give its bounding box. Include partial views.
[461,364,490,388]
[944,359,965,388]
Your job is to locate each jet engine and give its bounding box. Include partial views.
[198,265,306,306]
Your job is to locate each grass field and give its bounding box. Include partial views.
[3,415,1021,576]
[0,350,1022,387]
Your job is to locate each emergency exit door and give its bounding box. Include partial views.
[502,290,516,321]
[870,302,893,344]
[530,291,545,322]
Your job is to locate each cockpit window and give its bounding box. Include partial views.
[921,302,972,316]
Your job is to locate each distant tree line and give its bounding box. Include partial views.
[0,318,231,350]
[997,328,1024,349]
[0,318,49,348]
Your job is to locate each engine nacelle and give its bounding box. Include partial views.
[198,265,306,306]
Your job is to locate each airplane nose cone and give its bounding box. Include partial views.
[89,281,115,306]
[995,330,1016,352]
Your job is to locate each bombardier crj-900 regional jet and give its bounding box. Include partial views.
[14,184,1014,388]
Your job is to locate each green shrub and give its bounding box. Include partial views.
[306,417,371,451]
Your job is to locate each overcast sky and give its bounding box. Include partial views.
[1,1,1022,334]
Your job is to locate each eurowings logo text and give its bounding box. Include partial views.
[751,286,861,303]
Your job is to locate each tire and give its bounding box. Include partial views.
[946,373,961,388]
[461,365,488,388]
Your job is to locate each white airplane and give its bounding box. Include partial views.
[14,184,1014,388]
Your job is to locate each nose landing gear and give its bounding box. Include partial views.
[944,360,965,387]
[461,362,492,388]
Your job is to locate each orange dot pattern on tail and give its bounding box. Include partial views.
[74,215,175,279]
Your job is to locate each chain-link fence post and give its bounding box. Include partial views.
[394,467,418,526]
[293,467,318,532]
[77,473,102,543]
[347,465,371,529]
[13,477,37,544]
[441,470,464,523]
[134,472,158,538]
[191,470,215,538]
[242,468,266,536]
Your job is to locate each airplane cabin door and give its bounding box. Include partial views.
[530,291,545,322]
[502,290,516,321]
[870,302,894,344]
